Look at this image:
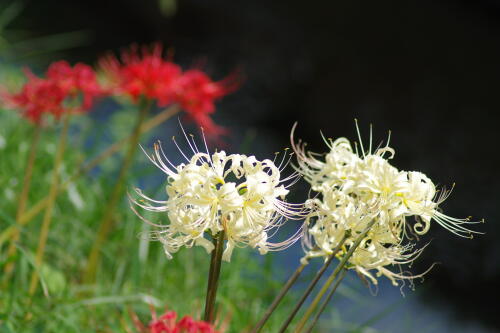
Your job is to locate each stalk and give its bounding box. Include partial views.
[0,105,180,248]
[304,268,348,333]
[4,123,42,277]
[204,231,225,323]
[278,234,349,333]
[250,263,306,333]
[83,100,152,284]
[28,113,71,296]
[293,219,376,332]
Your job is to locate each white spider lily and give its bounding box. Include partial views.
[130,133,307,262]
[348,240,435,288]
[291,122,481,286]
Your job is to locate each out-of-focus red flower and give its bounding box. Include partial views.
[148,310,219,333]
[99,43,241,138]
[174,69,236,116]
[177,316,218,333]
[99,44,181,105]
[173,69,239,137]
[1,70,66,124]
[1,61,104,123]
[46,60,105,110]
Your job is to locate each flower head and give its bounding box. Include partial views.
[173,69,239,136]
[133,308,220,333]
[1,70,66,123]
[292,122,481,286]
[1,62,103,123]
[99,43,240,138]
[130,132,306,262]
[46,60,105,111]
[150,311,218,333]
[99,44,181,105]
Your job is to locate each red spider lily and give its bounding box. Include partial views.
[1,62,104,123]
[137,310,219,333]
[99,44,181,105]
[150,312,218,333]
[173,69,239,137]
[99,43,240,138]
[1,70,67,123]
[176,316,217,333]
[46,60,105,110]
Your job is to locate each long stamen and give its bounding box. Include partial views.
[354,118,365,158]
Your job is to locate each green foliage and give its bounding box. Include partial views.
[0,104,302,332]
[0,1,92,64]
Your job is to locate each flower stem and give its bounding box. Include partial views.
[293,219,376,332]
[304,268,348,333]
[3,123,42,277]
[250,263,306,333]
[204,231,225,323]
[278,234,349,333]
[0,105,180,248]
[28,113,71,296]
[84,100,152,284]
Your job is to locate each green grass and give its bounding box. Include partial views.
[0,99,310,332]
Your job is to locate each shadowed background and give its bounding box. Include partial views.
[5,0,499,331]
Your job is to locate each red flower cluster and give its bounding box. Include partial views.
[2,61,104,124]
[46,61,104,111]
[174,69,236,136]
[3,70,66,124]
[100,44,238,136]
[99,44,181,106]
[2,43,239,136]
[149,310,218,333]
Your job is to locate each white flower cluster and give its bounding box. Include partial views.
[292,124,479,286]
[131,138,305,262]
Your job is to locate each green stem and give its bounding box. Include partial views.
[304,268,348,333]
[29,113,71,296]
[84,100,152,284]
[204,231,225,323]
[4,123,42,277]
[278,234,349,333]
[293,219,376,332]
[250,263,306,333]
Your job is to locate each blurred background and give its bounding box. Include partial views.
[2,0,499,331]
